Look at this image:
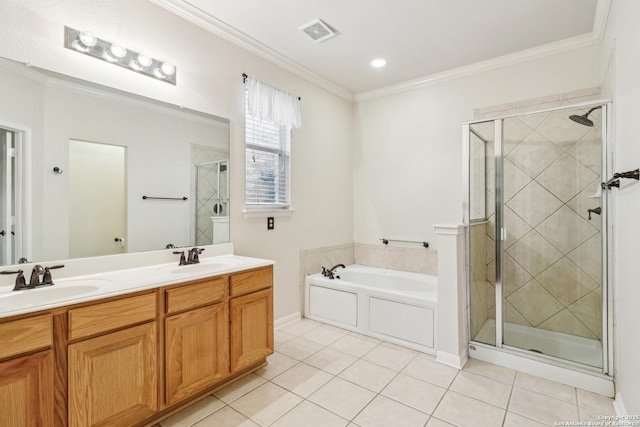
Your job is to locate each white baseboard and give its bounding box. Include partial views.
[613,392,630,417]
[274,311,301,329]
[436,350,467,370]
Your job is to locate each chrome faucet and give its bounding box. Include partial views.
[173,247,205,266]
[187,247,205,264]
[321,264,345,280]
[0,264,64,290]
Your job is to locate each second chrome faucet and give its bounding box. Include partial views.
[173,247,206,266]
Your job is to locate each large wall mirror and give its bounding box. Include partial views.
[0,57,230,267]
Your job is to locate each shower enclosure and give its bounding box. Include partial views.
[194,160,229,245]
[464,102,613,379]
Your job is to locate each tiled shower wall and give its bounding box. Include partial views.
[471,87,603,341]
[299,243,438,314]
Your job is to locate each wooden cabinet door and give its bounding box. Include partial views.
[230,288,273,372]
[165,303,229,405]
[0,350,53,427]
[68,322,158,427]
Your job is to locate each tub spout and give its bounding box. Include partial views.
[321,264,345,279]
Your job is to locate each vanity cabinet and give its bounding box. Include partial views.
[164,278,229,406]
[230,267,274,372]
[67,293,158,427]
[0,262,273,427]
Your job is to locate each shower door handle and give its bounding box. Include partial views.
[500,227,507,241]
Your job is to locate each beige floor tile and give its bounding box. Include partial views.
[381,373,446,414]
[338,359,397,392]
[425,417,456,427]
[348,332,382,343]
[193,406,259,427]
[214,373,267,404]
[254,352,298,380]
[308,377,376,420]
[160,396,225,426]
[401,354,459,388]
[433,391,505,427]
[229,383,303,427]
[353,395,429,427]
[304,347,358,375]
[361,343,417,371]
[509,387,578,425]
[301,324,349,346]
[276,337,324,360]
[329,335,379,358]
[274,330,296,346]
[514,372,576,404]
[450,370,512,409]
[579,405,610,423]
[462,358,516,384]
[577,388,615,414]
[271,401,348,427]
[279,318,321,336]
[503,412,547,426]
[271,362,333,397]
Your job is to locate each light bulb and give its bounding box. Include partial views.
[110,44,127,59]
[370,58,387,68]
[78,31,97,48]
[137,54,152,68]
[160,62,175,76]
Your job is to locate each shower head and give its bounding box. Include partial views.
[569,106,601,127]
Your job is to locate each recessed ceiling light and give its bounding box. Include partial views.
[370,58,386,68]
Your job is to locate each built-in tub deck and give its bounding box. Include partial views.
[304,264,438,354]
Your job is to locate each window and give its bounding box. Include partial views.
[245,97,291,209]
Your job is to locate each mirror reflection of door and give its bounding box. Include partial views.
[0,128,16,264]
[69,139,126,257]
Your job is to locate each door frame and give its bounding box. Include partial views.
[0,120,31,265]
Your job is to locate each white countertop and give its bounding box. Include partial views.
[0,253,274,319]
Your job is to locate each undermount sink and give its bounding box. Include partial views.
[158,258,243,275]
[0,284,101,308]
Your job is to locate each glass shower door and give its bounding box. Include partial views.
[500,106,604,367]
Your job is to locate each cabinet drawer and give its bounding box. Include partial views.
[0,314,52,359]
[230,266,272,297]
[165,277,227,314]
[69,293,156,341]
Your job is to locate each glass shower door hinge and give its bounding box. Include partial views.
[501,228,507,241]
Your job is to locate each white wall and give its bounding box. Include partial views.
[0,0,353,319]
[601,0,640,415]
[353,45,602,248]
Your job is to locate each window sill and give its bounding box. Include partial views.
[243,208,295,219]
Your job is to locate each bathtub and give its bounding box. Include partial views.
[304,264,438,354]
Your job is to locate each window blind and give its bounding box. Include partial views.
[245,102,291,209]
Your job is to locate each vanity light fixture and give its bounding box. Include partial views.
[64,26,176,85]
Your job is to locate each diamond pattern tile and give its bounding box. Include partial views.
[568,288,603,339]
[503,117,533,155]
[507,131,562,178]
[506,230,562,277]
[503,206,531,249]
[506,181,562,227]
[535,109,591,151]
[536,257,599,306]
[506,279,563,326]
[503,254,532,297]
[567,125,601,174]
[503,159,532,202]
[536,206,598,254]
[567,235,602,284]
[566,181,602,231]
[537,309,596,339]
[536,153,598,203]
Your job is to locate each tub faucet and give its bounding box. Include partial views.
[321,264,345,280]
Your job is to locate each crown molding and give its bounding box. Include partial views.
[355,32,602,102]
[150,0,354,102]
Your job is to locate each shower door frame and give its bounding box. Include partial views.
[463,100,614,377]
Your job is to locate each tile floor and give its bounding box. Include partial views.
[157,318,620,427]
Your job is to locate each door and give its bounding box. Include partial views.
[230,288,273,372]
[165,303,229,405]
[68,140,126,258]
[68,322,158,427]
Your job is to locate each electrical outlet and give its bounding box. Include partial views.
[267,217,274,230]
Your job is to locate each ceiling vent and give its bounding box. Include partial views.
[299,18,337,43]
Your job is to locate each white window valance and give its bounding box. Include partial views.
[246,77,302,129]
